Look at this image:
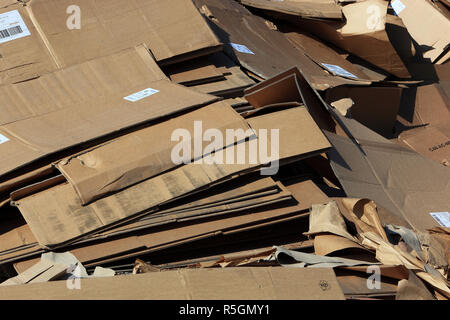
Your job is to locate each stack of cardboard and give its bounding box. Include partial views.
[0,0,448,301]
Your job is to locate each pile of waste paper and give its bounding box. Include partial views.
[0,0,448,300]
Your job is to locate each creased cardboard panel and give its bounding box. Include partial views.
[240,0,343,19]
[0,0,222,83]
[14,107,330,247]
[326,116,450,231]
[56,101,253,205]
[0,45,217,179]
[0,267,346,300]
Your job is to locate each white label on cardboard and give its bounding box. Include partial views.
[321,63,358,79]
[391,0,406,15]
[0,134,9,145]
[430,212,450,227]
[0,10,31,45]
[230,43,255,55]
[124,88,159,102]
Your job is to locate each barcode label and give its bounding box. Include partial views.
[0,10,31,44]
[321,63,358,79]
[430,212,450,227]
[124,88,159,102]
[0,25,23,39]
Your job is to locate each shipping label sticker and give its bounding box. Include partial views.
[124,88,159,102]
[321,63,358,79]
[230,43,255,55]
[391,0,406,15]
[430,212,450,227]
[0,10,31,45]
[0,134,10,145]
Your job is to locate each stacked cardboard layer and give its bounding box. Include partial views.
[0,0,449,300]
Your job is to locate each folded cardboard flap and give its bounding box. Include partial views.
[0,0,222,84]
[326,115,450,232]
[56,101,255,205]
[326,86,402,138]
[195,0,368,89]
[0,267,346,300]
[0,45,217,180]
[269,0,410,78]
[393,0,450,64]
[14,107,330,247]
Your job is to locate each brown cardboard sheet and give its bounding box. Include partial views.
[269,0,410,78]
[14,107,331,247]
[194,0,372,89]
[0,45,217,180]
[326,116,450,232]
[0,0,222,84]
[55,101,252,205]
[240,0,343,19]
[393,0,450,64]
[0,267,346,300]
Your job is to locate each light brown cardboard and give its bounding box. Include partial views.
[194,0,371,89]
[394,0,450,64]
[240,0,343,19]
[397,84,450,165]
[326,116,450,232]
[272,0,411,77]
[0,45,217,180]
[0,267,346,300]
[14,107,331,247]
[56,101,253,205]
[0,0,222,84]
[326,86,403,138]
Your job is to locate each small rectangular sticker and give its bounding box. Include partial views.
[0,134,10,145]
[230,43,255,55]
[391,0,406,15]
[124,88,159,102]
[321,63,358,79]
[430,212,450,227]
[0,10,31,45]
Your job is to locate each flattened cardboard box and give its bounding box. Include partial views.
[397,83,450,165]
[194,0,372,89]
[14,107,331,247]
[392,0,450,64]
[0,267,346,300]
[55,101,253,205]
[0,0,222,84]
[260,0,410,77]
[0,45,217,179]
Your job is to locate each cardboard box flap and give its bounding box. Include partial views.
[393,0,450,63]
[194,0,370,89]
[14,107,330,247]
[240,0,343,19]
[56,101,254,205]
[0,0,222,84]
[326,115,450,231]
[0,45,217,179]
